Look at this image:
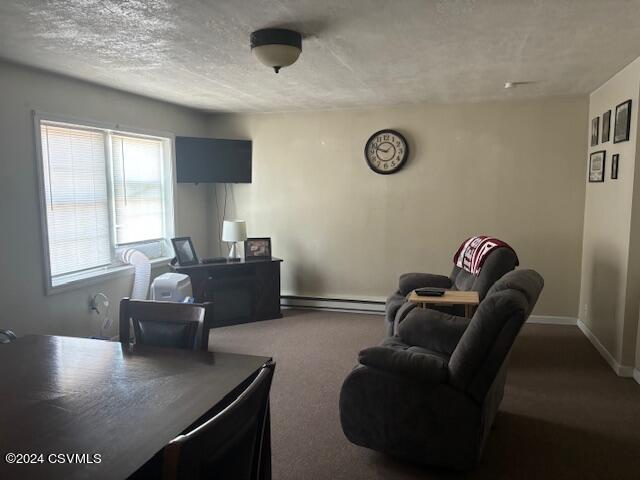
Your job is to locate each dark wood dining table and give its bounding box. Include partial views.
[0,335,271,479]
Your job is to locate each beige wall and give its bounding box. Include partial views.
[209,97,588,317]
[0,60,592,340]
[579,56,640,368]
[0,61,212,338]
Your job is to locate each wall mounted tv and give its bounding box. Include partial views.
[175,136,252,183]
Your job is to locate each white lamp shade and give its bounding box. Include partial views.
[252,44,301,69]
[222,220,247,242]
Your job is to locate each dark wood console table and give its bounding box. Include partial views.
[172,257,282,328]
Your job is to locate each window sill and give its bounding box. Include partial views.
[45,257,173,296]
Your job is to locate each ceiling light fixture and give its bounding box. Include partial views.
[250,28,302,73]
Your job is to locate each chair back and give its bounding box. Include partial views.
[162,361,276,480]
[119,298,213,350]
[449,247,518,300]
[448,270,543,402]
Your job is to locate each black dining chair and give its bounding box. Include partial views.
[119,298,214,350]
[0,329,16,344]
[161,361,276,480]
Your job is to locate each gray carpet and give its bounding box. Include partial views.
[208,309,640,480]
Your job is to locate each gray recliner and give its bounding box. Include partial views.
[386,246,518,336]
[340,269,544,470]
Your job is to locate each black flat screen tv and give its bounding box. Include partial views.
[175,136,252,183]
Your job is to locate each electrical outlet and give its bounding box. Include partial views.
[583,303,589,319]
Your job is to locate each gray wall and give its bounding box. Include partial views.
[0,61,211,338]
[209,97,588,318]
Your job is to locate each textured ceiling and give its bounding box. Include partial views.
[1,0,640,112]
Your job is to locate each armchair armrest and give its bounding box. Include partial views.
[398,273,452,296]
[358,346,448,383]
[398,308,470,356]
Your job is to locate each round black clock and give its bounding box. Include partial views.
[364,129,409,174]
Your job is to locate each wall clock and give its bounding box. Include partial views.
[364,129,409,174]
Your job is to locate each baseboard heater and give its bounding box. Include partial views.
[281,295,580,330]
[281,295,385,314]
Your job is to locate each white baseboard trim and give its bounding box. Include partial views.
[527,315,577,326]
[577,319,634,377]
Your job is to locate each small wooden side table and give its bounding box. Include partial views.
[407,290,480,318]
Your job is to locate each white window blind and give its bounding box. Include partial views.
[111,135,165,245]
[37,117,174,290]
[41,124,111,278]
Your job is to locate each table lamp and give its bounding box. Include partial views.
[222,220,247,261]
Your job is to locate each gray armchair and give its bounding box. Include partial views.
[340,269,544,470]
[386,246,518,335]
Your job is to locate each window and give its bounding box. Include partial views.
[36,115,174,291]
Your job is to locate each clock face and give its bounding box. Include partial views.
[364,129,409,174]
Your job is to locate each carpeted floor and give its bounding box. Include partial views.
[208,309,640,480]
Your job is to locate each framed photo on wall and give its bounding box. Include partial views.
[602,110,611,143]
[245,237,272,259]
[611,154,619,179]
[590,116,599,146]
[614,100,632,143]
[589,151,606,182]
[171,237,199,266]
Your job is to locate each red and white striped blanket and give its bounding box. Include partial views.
[453,236,518,275]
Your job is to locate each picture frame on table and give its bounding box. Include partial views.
[589,151,606,183]
[611,154,619,179]
[590,116,599,146]
[614,100,632,143]
[245,237,272,259]
[602,110,611,143]
[171,236,199,266]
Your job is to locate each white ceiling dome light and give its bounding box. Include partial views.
[250,28,302,73]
